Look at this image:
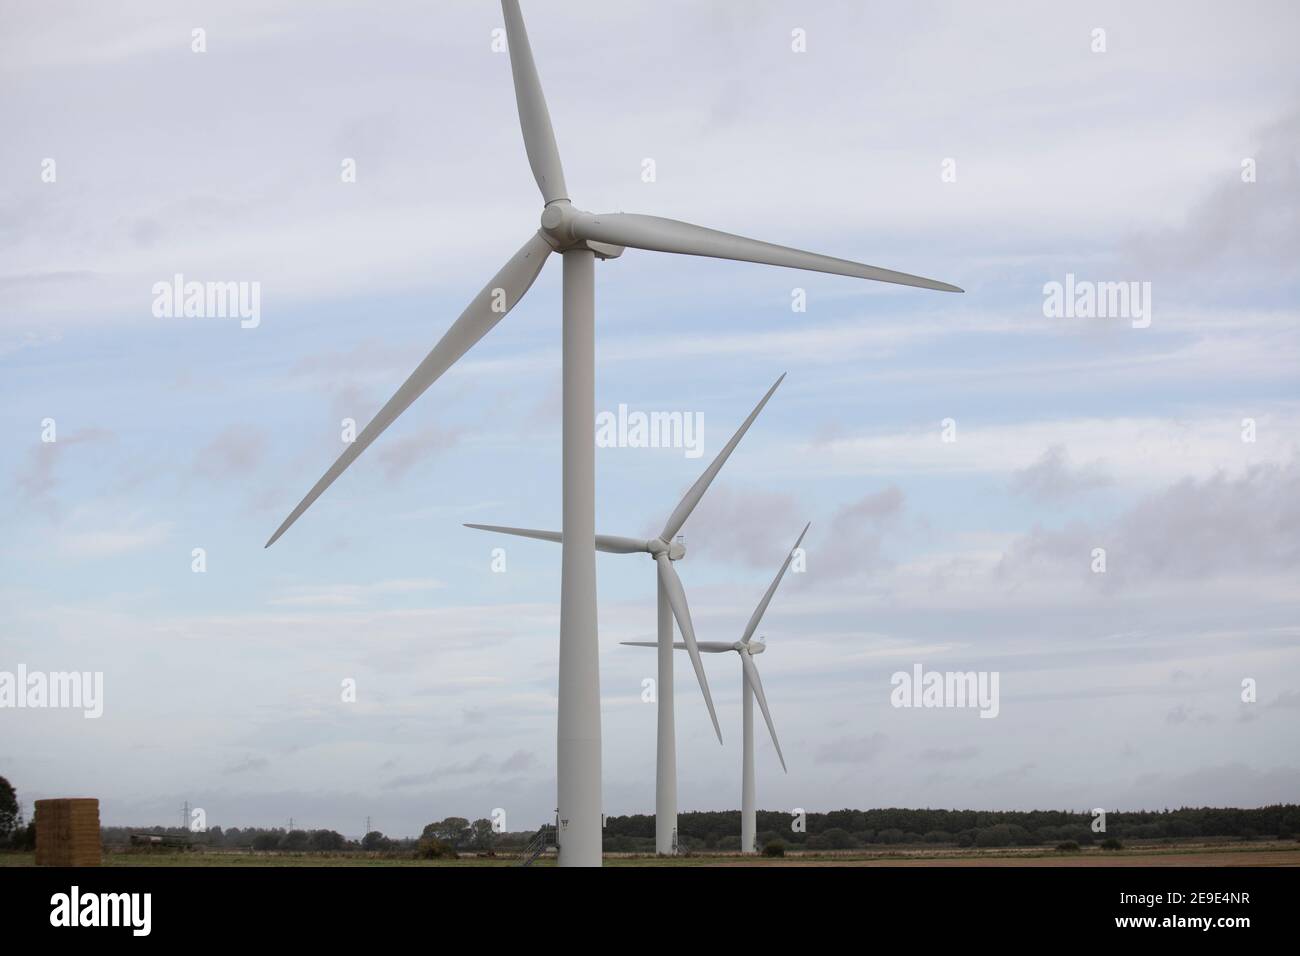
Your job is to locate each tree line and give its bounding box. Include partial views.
[94,817,515,858]
[90,804,1300,855]
[603,804,1300,852]
[4,773,1297,856]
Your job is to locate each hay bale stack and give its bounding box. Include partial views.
[34,798,102,866]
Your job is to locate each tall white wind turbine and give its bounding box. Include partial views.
[624,523,808,853]
[467,374,784,855]
[264,1,960,867]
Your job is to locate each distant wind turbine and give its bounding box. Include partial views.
[468,374,783,854]
[264,0,960,867]
[625,522,808,853]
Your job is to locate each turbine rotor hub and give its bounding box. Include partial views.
[646,537,686,561]
[540,202,625,259]
[539,200,576,244]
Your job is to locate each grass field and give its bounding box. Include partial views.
[3,841,1297,867]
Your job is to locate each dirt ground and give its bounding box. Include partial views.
[717,848,1300,867]
[2,841,1297,867]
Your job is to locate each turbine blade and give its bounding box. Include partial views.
[742,653,786,772]
[570,212,962,292]
[660,374,784,542]
[464,524,562,545]
[594,534,653,554]
[656,553,723,743]
[620,641,733,652]
[501,0,568,204]
[463,526,649,554]
[265,232,552,547]
[740,522,810,645]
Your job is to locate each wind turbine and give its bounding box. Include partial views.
[624,522,808,854]
[263,0,961,867]
[467,373,784,855]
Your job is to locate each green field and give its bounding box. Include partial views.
[4,841,1297,867]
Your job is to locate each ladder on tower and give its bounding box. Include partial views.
[519,825,556,866]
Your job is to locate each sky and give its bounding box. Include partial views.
[2,0,1298,839]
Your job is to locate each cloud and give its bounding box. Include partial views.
[1264,689,1300,711]
[1119,763,1300,809]
[921,745,980,762]
[58,516,172,558]
[971,762,1038,792]
[1010,445,1112,502]
[1165,704,1214,725]
[666,484,802,568]
[816,733,887,764]
[815,486,903,580]
[223,756,269,775]
[1131,107,1300,286]
[289,339,413,394]
[376,425,461,481]
[997,459,1300,588]
[382,749,536,789]
[1114,461,1300,579]
[193,426,268,479]
[384,757,488,790]
[499,749,535,773]
[14,427,114,510]
[837,486,905,525]
[781,411,1300,486]
[267,578,445,608]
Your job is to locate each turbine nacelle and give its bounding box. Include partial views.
[540,201,625,259]
[467,376,787,745]
[646,536,687,562]
[625,522,807,779]
[264,0,960,553]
